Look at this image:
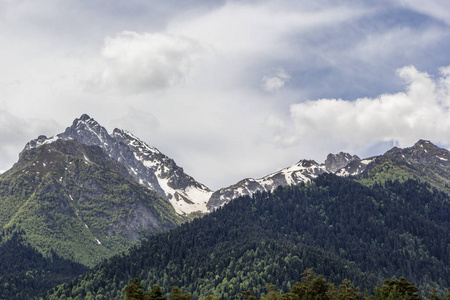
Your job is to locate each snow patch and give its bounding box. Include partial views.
[361,158,375,165]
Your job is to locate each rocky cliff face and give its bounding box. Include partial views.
[325,152,360,173]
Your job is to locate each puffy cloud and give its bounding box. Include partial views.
[91,31,207,93]
[261,69,291,92]
[268,66,450,153]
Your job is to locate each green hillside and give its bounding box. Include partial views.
[0,140,183,267]
[44,174,450,299]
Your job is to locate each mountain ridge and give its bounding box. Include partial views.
[19,115,450,213]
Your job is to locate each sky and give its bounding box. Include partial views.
[1,0,450,189]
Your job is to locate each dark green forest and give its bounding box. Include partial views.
[42,174,450,299]
[0,227,88,300]
[122,269,450,299]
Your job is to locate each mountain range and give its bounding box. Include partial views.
[2,114,450,299]
[16,115,450,214]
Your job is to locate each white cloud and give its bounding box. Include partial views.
[261,69,291,92]
[2,0,450,190]
[90,31,208,93]
[268,66,450,154]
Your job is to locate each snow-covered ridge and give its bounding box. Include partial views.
[207,154,367,210]
[112,127,213,214]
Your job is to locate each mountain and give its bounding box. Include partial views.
[43,174,450,299]
[207,152,366,210]
[0,137,182,267]
[24,114,213,215]
[22,115,450,215]
[207,140,450,210]
[359,140,450,192]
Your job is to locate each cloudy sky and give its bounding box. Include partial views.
[1,0,450,189]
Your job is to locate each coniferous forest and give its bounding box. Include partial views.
[0,228,88,300]
[40,174,450,299]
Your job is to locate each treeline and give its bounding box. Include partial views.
[124,269,450,300]
[43,174,450,299]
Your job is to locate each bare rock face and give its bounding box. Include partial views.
[325,152,360,173]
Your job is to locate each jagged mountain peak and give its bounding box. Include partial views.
[414,139,433,147]
[295,159,320,168]
[59,114,111,147]
[325,152,360,173]
[79,113,92,121]
[19,114,213,215]
[69,114,102,131]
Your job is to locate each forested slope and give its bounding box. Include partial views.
[44,174,450,299]
[0,228,88,300]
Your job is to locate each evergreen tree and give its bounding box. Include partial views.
[241,290,257,300]
[125,278,149,300]
[261,283,279,300]
[380,277,421,300]
[169,286,190,300]
[149,285,165,300]
[330,279,362,300]
[288,268,332,300]
[428,287,441,300]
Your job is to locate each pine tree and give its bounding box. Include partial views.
[149,285,165,300]
[169,286,190,300]
[124,278,149,300]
